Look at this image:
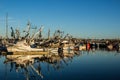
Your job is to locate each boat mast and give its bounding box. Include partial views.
[6,13,8,39]
[48,29,50,40]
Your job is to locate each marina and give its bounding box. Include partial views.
[1,0,120,80]
[0,18,120,80]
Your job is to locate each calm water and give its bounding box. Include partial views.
[0,50,120,80]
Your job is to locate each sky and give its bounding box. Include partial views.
[0,0,120,39]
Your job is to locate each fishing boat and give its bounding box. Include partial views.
[7,22,47,52]
[79,43,86,50]
[7,40,45,52]
[107,44,113,50]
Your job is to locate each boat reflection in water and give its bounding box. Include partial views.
[4,51,80,80]
[2,48,120,80]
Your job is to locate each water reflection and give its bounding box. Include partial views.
[1,49,120,80]
[3,51,80,80]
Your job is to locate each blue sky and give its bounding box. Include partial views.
[0,0,120,39]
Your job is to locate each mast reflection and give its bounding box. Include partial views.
[4,51,80,80]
